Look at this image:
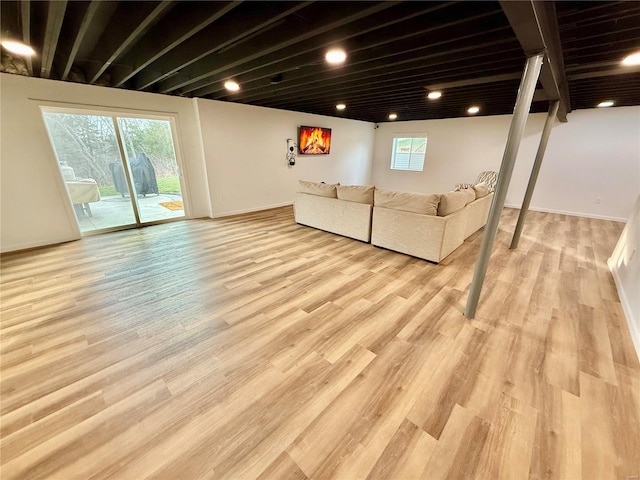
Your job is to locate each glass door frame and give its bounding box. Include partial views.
[39,103,191,235]
[111,116,143,226]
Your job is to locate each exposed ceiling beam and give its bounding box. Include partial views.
[134,1,313,91]
[568,65,640,81]
[232,37,518,105]
[533,1,571,118]
[74,2,118,61]
[40,0,67,78]
[20,0,33,76]
[157,1,400,94]
[566,60,624,72]
[499,0,570,122]
[61,1,101,81]
[112,1,242,88]
[88,1,174,85]
[533,89,550,101]
[268,73,522,112]
[189,5,505,98]
[426,72,522,91]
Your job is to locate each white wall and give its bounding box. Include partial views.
[196,98,374,217]
[372,106,640,221]
[0,73,375,251]
[3,71,636,252]
[609,195,640,360]
[0,73,211,252]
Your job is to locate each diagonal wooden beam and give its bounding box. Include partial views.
[61,1,100,80]
[112,1,242,87]
[88,1,174,85]
[500,0,570,122]
[40,0,67,78]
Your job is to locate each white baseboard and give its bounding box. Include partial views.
[504,204,626,223]
[212,201,293,218]
[0,234,80,254]
[608,257,640,362]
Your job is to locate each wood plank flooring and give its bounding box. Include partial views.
[1,206,638,479]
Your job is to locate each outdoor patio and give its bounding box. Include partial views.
[75,193,184,232]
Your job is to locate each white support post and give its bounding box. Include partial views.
[510,100,560,249]
[464,53,544,319]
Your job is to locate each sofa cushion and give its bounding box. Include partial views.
[473,183,490,198]
[374,189,440,216]
[337,184,374,204]
[438,190,471,216]
[298,180,338,198]
[461,188,476,203]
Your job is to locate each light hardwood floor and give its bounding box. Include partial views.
[1,206,638,480]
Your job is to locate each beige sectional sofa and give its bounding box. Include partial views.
[293,180,493,262]
[293,181,374,242]
[371,186,493,263]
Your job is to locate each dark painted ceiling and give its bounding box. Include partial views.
[1,1,638,123]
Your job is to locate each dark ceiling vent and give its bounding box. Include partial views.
[270,73,284,85]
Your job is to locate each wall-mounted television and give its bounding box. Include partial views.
[299,126,331,155]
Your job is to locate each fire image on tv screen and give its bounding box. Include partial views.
[299,126,331,155]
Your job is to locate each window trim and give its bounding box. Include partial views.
[390,134,428,171]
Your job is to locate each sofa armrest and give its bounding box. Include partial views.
[371,206,468,262]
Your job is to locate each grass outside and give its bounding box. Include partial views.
[99,175,180,196]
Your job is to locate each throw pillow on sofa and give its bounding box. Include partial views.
[438,190,472,216]
[472,183,490,198]
[475,171,498,192]
[454,182,475,191]
[374,189,441,216]
[336,185,374,204]
[298,180,338,198]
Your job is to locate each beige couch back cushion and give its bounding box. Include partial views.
[472,183,490,198]
[374,188,441,216]
[298,180,338,198]
[337,185,374,204]
[438,189,473,216]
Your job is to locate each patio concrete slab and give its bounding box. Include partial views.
[76,193,184,232]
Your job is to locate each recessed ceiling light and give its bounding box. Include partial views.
[467,106,480,114]
[224,80,240,92]
[388,113,398,120]
[325,49,347,65]
[336,104,346,110]
[621,51,640,66]
[597,100,615,108]
[1,40,35,56]
[427,91,442,100]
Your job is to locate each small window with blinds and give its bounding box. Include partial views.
[390,136,427,171]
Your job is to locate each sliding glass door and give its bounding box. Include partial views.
[42,109,184,234]
[117,117,184,224]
